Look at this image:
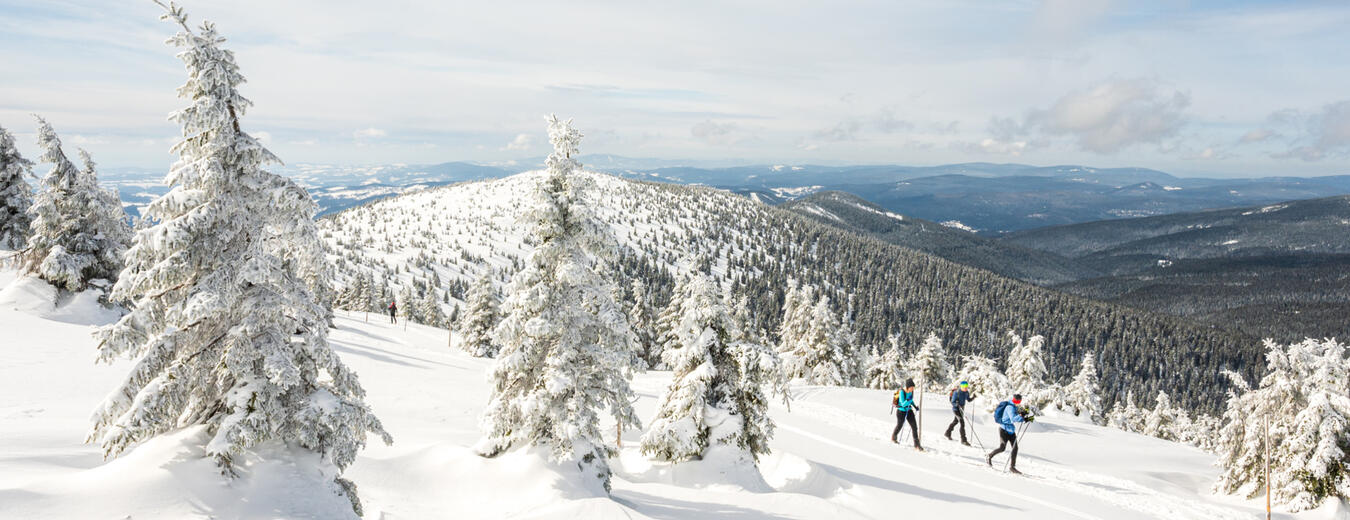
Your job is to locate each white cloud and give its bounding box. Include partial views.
[691,120,744,146]
[1028,79,1190,154]
[353,127,387,139]
[502,133,533,151]
[1238,128,1276,144]
[1268,100,1350,161]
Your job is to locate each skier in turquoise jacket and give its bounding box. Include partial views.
[891,379,922,449]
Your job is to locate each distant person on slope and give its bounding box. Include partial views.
[944,380,976,446]
[891,379,922,450]
[986,393,1032,474]
[388,301,398,324]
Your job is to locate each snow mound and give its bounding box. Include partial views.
[350,444,637,519]
[758,451,845,496]
[0,272,121,326]
[616,445,774,493]
[0,426,360,520]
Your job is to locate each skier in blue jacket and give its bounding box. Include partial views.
[986,393,1033,474]
[944,381,976,446]
[890,379,923,450]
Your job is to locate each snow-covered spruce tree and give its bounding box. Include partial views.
[477,115,640,493]
[1142,391,1180,441]
[653,267,697,370]
[1005,331,1052,408]
[1060,352,1105,424]
[89,5,390,513]
[780,294,849,385]
[957,354,1012,411]
[836,299,865,386]
[628,278,657,370]
[865,334,906,389]
[0,124,34,249]
[417,288,446,328]
[640,272,778,463]
[907,332,952,390]
[774,279,811,375]
[456,270,499,357]
[276,210,336,325]
[1216,339,1350,511]
[21,117,130,292]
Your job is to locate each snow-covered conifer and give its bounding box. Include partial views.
[417,289,446,327]
[627,278,656,370]
[89,5,389,513]
[456,270,499,357]
[477,115,639,493]
[780,293,849,385]
[1216,339,1350,510]
[907,332,952,390]
[641,272,778,462]
[0,124,34,249]
[1061,352,1105,424]
[1142,391,1179,441]
[21,118,129,291]
[865,334,906,389]
[1005,331,1051,407]
[958,354,1012,411]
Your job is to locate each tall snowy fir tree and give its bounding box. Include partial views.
[455,270,499,357]
[958,354,1012,411]
[1060,352,1104,424]
[88,4,389,514]
[1215,339,1350,511]
[1005,331,1052,408]
[865,334,906,389]
[780,293,849,385]
[1142,391,1180,441]
[907,332,952,390]
[640,271,777,463]
[477,115,640,493]
[417,289,446,328]
[21,117,130,292]
[653,266,697,371]
[627,278,657,369]
[0,124,34,249]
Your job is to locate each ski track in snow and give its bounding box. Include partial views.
[786,397,1250,520]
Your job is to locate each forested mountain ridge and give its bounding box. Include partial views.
[781,191,1098,284]
[318,171,1261,414]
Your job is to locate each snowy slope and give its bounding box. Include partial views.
[1,270,1341,519]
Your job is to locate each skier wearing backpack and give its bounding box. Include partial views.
[944,380,976,445]
[891,378,923,450]
[387,301,398,324]
[986,393,1033,474]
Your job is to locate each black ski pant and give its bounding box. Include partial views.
[892,409,920,447]
[945,409,967,442]
[988,429,1018,468]
[389,311,397,323]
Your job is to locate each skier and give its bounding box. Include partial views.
[986,393,1033,474]
[387,300,398,324]
[891,378,922,450]
[944,380,976,445]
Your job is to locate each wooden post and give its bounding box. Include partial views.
[917,380,924,445]
[617,423,622,449]
[1264,413,1271,520]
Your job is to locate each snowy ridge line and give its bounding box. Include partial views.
[776,423,1105,520]
[787,399,1248,520]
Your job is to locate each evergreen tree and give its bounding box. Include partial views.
[90,4,388,514]
[653,268,695,370]
[865,334,906,389]
[22,117,130,291]
[477,115,639,493]
[957,354,1012,411]
[456,270,499,357]
[627,278,657,370]
[1142,391,1179,441]
[1005,331,1052,408]
[417,288,446,327]
[907,332,952,390]
[0,124,34,249]
[1061,352,1105,424]
[640,272,777,462]
[1216,339,1350,511]
[780,294,849,385]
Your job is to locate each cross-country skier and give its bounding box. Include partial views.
[891,378,922,450]
[387,300,398,324]
[944,380,976,445]
[986,393,1033,474]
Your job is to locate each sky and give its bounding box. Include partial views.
[1,0,1348,177]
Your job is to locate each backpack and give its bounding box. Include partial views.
[893,390,900,409]
[994,400,1013,422]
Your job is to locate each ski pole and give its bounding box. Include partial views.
[967,409,986,450]
[1004,422,1025,472]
